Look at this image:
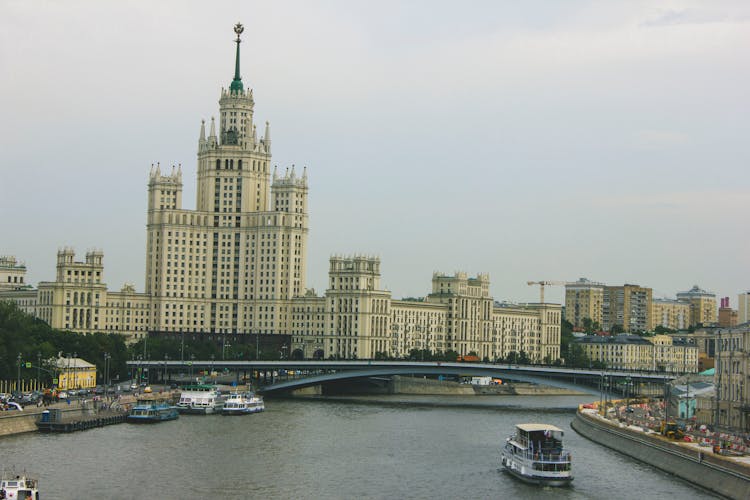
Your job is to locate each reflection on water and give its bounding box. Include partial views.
[7,395,715,499]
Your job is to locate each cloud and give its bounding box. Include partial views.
[633,129,689,150]
[641,8,747,28]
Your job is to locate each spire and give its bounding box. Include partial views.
[230,22,245,93]
[199,119,206,141]
[264,121,271,143]
[209,117,216,138]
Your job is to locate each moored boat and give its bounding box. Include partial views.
[500,423,573,486]
[1,472,39,499]
[176,385,225,414]
[221,392,264,415]
[126,401,179,423]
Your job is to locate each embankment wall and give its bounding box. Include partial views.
[0,407,93,437]
[571,410,750,500]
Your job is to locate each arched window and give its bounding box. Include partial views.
[216,159,221,170]
[238,159,242,170]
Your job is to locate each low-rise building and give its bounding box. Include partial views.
[575,333,698,372]
[53,356,97,390]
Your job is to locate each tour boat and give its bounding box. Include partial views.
[221,392,265,415]
[0,472,39,499]
[500,423,573,486]
[176,385,225,415]
[126,401,179,423]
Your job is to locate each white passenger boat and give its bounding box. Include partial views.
[1,472,39,499]
[175,385,225,414]
[221,392,264,415]
[500,423,573,486]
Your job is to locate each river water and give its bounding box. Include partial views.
[3,395,718,499]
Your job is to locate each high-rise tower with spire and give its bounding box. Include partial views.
[146,23,309,339]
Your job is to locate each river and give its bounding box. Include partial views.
[2,395,718,499]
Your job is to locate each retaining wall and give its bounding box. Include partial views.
[0,407,94,437]
[571,410,750,500]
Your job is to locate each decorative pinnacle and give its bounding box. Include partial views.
[230,23,245,93]
[234,22,244,42]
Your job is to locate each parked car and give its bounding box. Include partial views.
[143,386,153,394]
[57,391,69,400]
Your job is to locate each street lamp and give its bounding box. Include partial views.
[104,352,111,400]
[16,353,21,393]
[625,376,631,415]
[73,352,78,389]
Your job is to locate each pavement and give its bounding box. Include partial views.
[584,399,750,468]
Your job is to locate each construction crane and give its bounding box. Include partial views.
[527,281,569,304]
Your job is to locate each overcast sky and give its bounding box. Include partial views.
[1,0,748,305]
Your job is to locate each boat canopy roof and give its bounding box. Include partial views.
[516,423,564,433]
[181,384,218,391]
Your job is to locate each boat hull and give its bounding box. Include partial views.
[221,405,264,415]
[177,405,219,415]
[500,451,572,487]
[501,462,573,487]
[127,404,179,423]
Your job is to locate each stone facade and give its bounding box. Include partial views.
[651,298,691,331]
[290,260,561,361]
[564,278,604,329]
[602,284,652,333]
[738,292,750,325]
[713,324,750,431]
[676,285,717,327]
[576,333,698,372]
[0,256,27,291]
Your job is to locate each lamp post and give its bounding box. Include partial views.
[103,352,111,400]
[625,376,631,415]
[181,331,185,362]
[37,352,41,388]
[72,352,78,389]
[163,354,169,384]
[190,354,195,381]
[16,353,21,393]
[255,332,260,360]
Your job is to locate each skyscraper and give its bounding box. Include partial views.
[145,23,309,338]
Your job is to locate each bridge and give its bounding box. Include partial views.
[127,360,678,397]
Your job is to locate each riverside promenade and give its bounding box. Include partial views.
[572,402,750,499]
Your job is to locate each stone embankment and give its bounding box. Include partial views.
[0,392,177,438]
[571,407,750,500]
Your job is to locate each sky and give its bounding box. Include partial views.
[1,0,748,306]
